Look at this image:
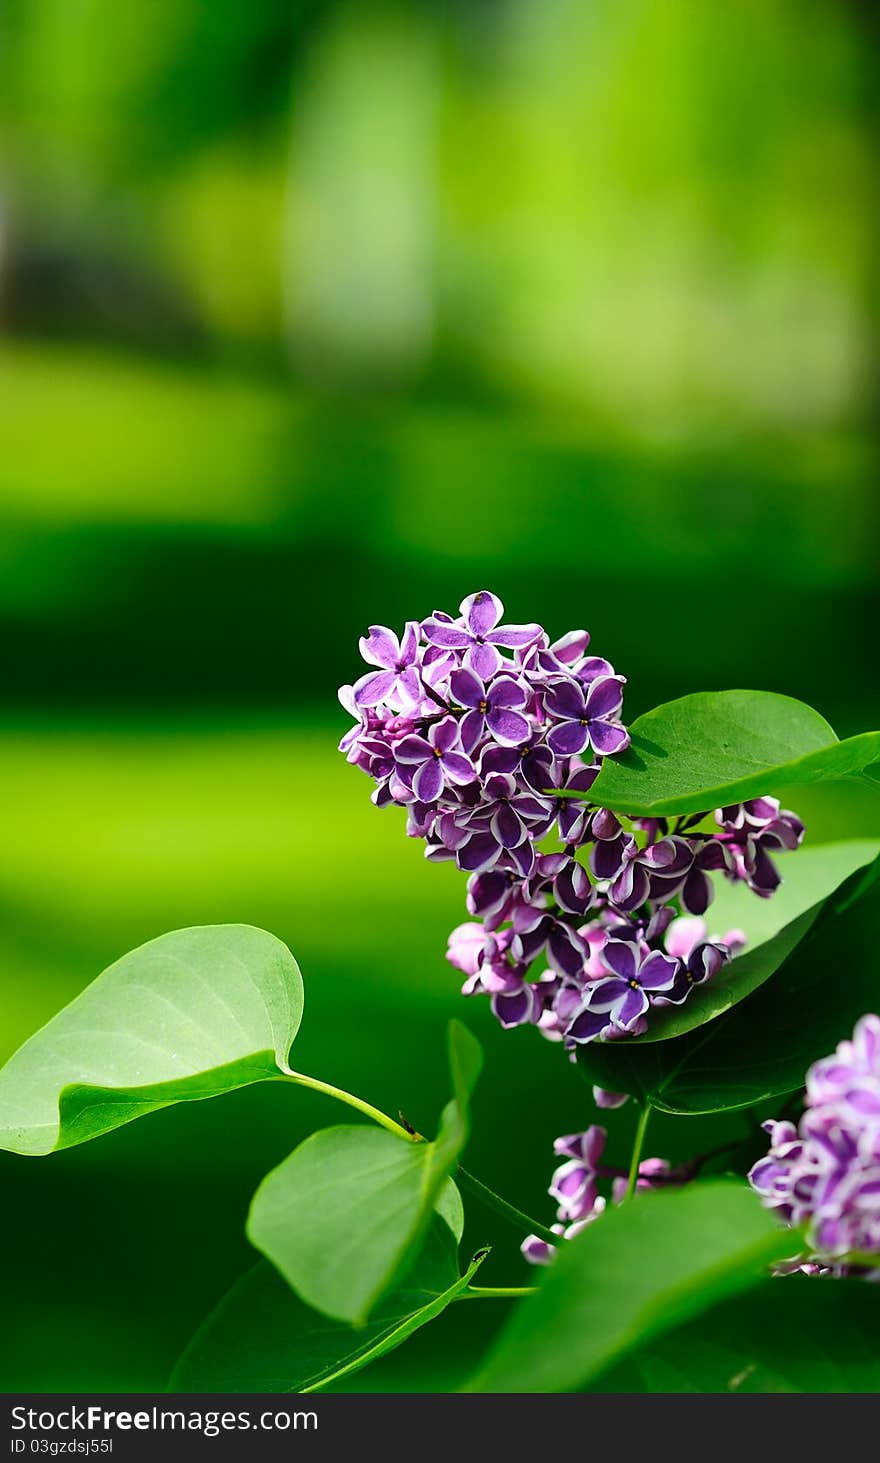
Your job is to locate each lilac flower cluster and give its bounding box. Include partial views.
[521,1125,677,1265]
[339,593,804,1047]
[749,1015,880,1265]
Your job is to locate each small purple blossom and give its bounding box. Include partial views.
[394,716,474,802]
[422,591,540,680]
[544,676,630,759]
[522,1125,675,1265]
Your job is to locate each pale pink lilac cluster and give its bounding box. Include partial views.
[521,1125,678,1264]
[338,593,804,1047]
[749,1015,880,1269]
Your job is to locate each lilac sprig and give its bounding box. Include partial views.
[749,1015,880,1271]
[521,1125,677,1264]
[339,591,804,1049]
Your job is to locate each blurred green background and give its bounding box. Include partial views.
[1,0,879,1392]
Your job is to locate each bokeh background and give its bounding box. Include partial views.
[2,0,879,1392]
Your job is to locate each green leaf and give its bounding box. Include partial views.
[588,690,880,816]
[596,1279,880,1393]
[579,850,880,1112]
[170,1190,479,1394]
[623,839,880,1043]
[248,1022,482,1325]
[467,1181,793,1393]
[0,925,303,1156]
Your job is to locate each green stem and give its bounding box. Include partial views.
[624,1102,653,1201]
[457,1163,560,1248]
[279,1071,417,1143]
[280,1074,559,1249]
[462,1285,537,1300]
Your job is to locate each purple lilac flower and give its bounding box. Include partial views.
[544,676,630,758]
[338,593,804,1050]
[449,667,532,751]
[393,716,474,802]
[423,591,540,680]
[716,799,805,897]
[565,940,681,1042]
[521,1125,674,1265]
[749,1014,880,1263]
[352,623,424,710]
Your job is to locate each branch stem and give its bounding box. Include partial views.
[625,1102,653,1201]
[279,1072,418,1143]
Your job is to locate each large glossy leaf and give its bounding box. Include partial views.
[0,925,303,1156]
[624,840,880,1043]
[589,690,880,816]
[579,851,880,1112]
[596,1279,880,1393]
[247,1022,482,1325]
[170,1190,479,1394]
[467,1181,792,1393]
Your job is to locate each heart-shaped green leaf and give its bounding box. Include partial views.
[0,925,303,1156]
[467,1181,793,1393]
[589,690,880,816]
[620,839,880,1044]
[596,1279,880,1393]
[579,850,880,1112]
[248,1022,482,1325]
[170,1190,480,1394]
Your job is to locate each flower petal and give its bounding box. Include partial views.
[449,666,485,709]
[352,669,396,707]
[461,590,503,637]
[487,706,531,745]
[544,679,586,720]
[441,751,476,785]
[412,758,443,803]
[466,640,503,680]
[547,721,591,757]
[358,625,400,670]
[585,675,624,720]
[589,720,631,756]
[487,623,543,649]
[602,940,639,982]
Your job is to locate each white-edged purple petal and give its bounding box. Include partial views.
[547,721,591,757]
[487,706,531,745]
[602,940,639,982]
[422,618,471,650]
[430,716,460,754]
[457,831,502,872]
[544,679,587,720]
[487,676,528,710]
[461,590,503,637]
[358,624,400,670]
[589,721,631,756]
[487,623,543,649]
[441,751,476,785]
[413,758,443,803]
[615,985,649,1029]
[394,733,433,763]
[449,666,485,709]
[638,951,680,992]
[466,640,503,680]
[352,668,397,707]
[459,708,486,757]
[492,803,526,848]
[585,675,624,720]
